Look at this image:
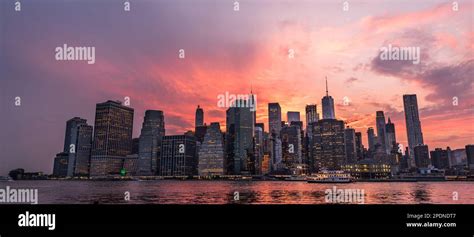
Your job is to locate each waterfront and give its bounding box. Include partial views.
[1,180,473,204]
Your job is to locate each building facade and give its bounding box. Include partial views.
[90,100,134,177]
[344,127,357,164]
[195,105,204,127]
[322,79,335,119]
[63,117,92,177]
[414,144,430,168]
[198,122,225,176]
[403,94,424,167]
[430,148,450,169]
[281,125,302,172]
[310,119,345,171]
[225,100,254,174]
[160,134,198,176]
[138,110,165,175]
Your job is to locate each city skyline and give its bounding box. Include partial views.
[1,0,473,175]
[33,91,474,176]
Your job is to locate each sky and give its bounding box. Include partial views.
[0,0,473,175]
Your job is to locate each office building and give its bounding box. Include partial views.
[287,111,301,124]
[225,99,254,174]
[195,105,204,127]
[198,122,225,176]
[90,100,134,176]
[160,134,198,176]
[414,144,430,168]
[310,119,345,171]
[430,148,450,169]
[344,127,357,164]
[403,94,424,167]
[138,110,165,175]
[375,111,388,154]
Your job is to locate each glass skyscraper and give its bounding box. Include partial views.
[138,110,165,175]
[225,99,254,174]
[63,117,92,177]
[322,78,335,119]
[403,94,424,167]
[376,111,388,154]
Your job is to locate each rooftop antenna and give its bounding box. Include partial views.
[325,76,329,97]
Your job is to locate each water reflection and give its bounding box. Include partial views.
[411,184,431,203]
[1,180,472,204]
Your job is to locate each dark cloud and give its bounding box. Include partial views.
[345,77,358,84]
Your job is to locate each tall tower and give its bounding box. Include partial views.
[403,94,424,167]
[367,127,375,151]
[63,117,92,177]
[385,117,397,153]
[322,77,335,119]
[138,110,165,175]
[268,103,282,136]
[225,99,254,174]
[376,111,388,154]
[305,104,319,125]
[344,127,356,164]
[195,105,204,128]
[268,103,282,171]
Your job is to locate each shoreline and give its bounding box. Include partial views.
[4,177,474,182]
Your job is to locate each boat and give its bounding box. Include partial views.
[285,175,308,181]
[307,170,353,183]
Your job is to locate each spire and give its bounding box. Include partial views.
[388,117,391,123]
[325,76,329,97]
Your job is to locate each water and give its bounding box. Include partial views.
[1,180,473,204]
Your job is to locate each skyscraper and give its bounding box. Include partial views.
[281,125,302,171]
[385,117,397,154]
[403,94,424,167]
[268,103,282,136]
[375,111,388,154]
[305,104,318,167]
[138,110,165,175]
[367,127,376,151]
[160,134,197,176]
[287,111,300,124]
[322,78,335,119]
[414,144,430,168]
[355,132,363,160]
[63,117,87,153]
[254,125,264,175]
[73,124,93,176]
[225,99,254,174]
[268,103,282,172]
[310,119,345,171]
[344,127,357,164]
[195,105,204,127]
[305,104,319,125]
[198,122,224,176]
[90,100,134,177]
[195,125,208,144]
[63,117,92,177]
